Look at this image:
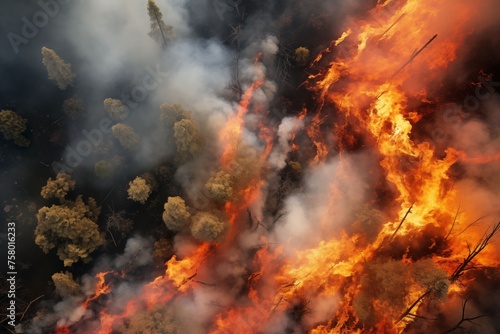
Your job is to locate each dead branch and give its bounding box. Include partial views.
[388,203,414,243]
[272,211,285,225]
[445,206,461,240]
[107,227,117,247]
[407,312,438,321]
[450,221,500,282]
[127,250,142,268]
[152,8,167,48]
[105,206,133,241]
[398,289,431,323]
[20,294,44,322]
[393,34,438,78]
[247,208,254,228]
[275,42,294,88]
[456,216,487,238]
[100,186,116,205]
[378,13,406,41]
[442,298,490,333]
[1,325,15,334]
[224,24,242,46]
[272,296,284,312]
[192,280,216,287]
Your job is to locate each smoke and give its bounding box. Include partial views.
[269,116,304,169]
[113,235,154,268]
[437,97,500,261]
[273,152,378,253]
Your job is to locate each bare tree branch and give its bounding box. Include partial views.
[450,221,500,282]
[445,206,461,240]
[398,289,431,323]
[388,203,414,243]
[20,294,44,322]
[442,298,490,333]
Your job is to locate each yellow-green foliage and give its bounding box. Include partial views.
[35,196,104,266]
[162,196,191,231]
[294,47,310,66]
[41,47,75,90]
[52,272,81,297]
[0,109,30,147]
[190,211,229,243]
[63,97,84,120]
[127,176,152,204]
[103,98,128,120]
[112,123,140,151]
[121,304,179,334]
[41,172,75,201]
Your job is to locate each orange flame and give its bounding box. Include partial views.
[55,326,70,334]
[82,271,112,308]
[220,54,265,167]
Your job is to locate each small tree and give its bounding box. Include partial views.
[41,47,75,90]
[112,123,140,151]
[105,208,134,246]
[121,304,179,333]
[160,103,191,129]
[190,211,229,243]
[103,98,128,120]
[147,0,173,47]
[127,176,151,204]
[205,170,234,202]
[162,196,191,231]
[94,160,114,179]
[294,47,310,67]
[41,172,75,201]
[35,196,104,266]
[173,119,202,163]
[0,109,30,147]
[52,272,81,297]
[63,97,84,120]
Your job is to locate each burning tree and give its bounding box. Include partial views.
[120,304,180,333]
[354,258,449,327]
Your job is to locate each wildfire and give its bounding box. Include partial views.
[220,53,265,167]
[271,0,498,332]
[51,1,500,333]
[165,242,211,292]
[82,271,112,308]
